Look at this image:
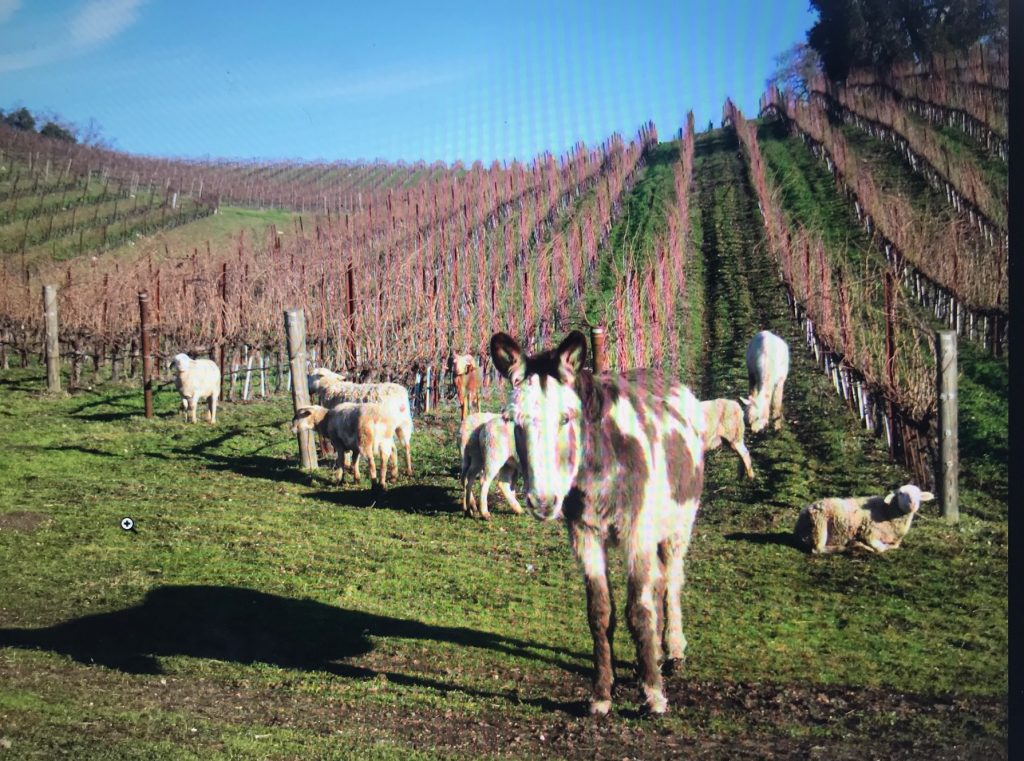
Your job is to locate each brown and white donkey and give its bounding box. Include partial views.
[490,330,706,716]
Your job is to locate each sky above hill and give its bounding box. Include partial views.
[0,0,817,165]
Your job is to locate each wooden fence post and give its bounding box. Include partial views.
[590,325,608,373]
[936,331,959,524]
[284,308,318,470]
[43,285,60,392]
[138,291,155,419]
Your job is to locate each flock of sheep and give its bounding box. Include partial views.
[168,326,933,556]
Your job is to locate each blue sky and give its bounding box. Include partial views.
[0,1,817,165]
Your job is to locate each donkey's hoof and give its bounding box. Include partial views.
[641,688,669,716]
[661,657,684,676]
[589,699,612,716]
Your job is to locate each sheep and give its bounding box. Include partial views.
[169,353,221,424]
[794,484,935,554]
[450,353,482,421]
[290,403,396,488]
[740,330,789,433]
[700,399,755,480]
[307,367,414,476]
[458,412,523,520]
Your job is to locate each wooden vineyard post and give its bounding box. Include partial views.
[936,331,959,524]
[138,291,155,419]
[43,285,60,392]
[590,325,608,373]
[284,308,318,471]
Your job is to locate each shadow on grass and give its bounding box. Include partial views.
[724,531,801,550]
[306,483,462,515]
[0,584,588,715]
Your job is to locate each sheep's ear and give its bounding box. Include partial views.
[501,408,513,423]
[738,396,751,408]
[491,333,524,385]
[883,492,895,504]
[920,491,935,502]
[556,331,588,384]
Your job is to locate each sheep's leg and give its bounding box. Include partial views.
[461,451,476,516]
[477,471,494,521]
[771,380,786,431]
[660,532,688,675]
[188,396,198,424]
[572,525,616,716]
[626,546,667,715]
[351,452,362,482]
[379,441,394,489]
[208,392,218,424]
[496,464,524,514]
[388,442,399,480]
[398,424,413,476]
[730,438,755,480]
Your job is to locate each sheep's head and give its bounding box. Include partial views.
[738,394,769,433]
[170,353,192,373]
[883,484,935,514]
[290,406,322,434]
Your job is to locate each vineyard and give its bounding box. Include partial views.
[0,40,1008,760]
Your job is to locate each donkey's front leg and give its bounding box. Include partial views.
[575,526,615,715]
[626,551,668,714]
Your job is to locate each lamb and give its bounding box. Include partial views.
[794,484,935,554]
[169,353,221,424]
[740,330,789,433]
[700,399,755,480]
[450,353,482,421]
[307,367,413,476]
[290,403,396,488]
[458,412,523,520]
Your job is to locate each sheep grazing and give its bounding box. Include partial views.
[169,353,221,424]
[450,353,482,421]
[290,403,397,488]
[458,412,523,520]
[740,330,790,433]
[794,484,935,554]
[307,367,414,476]
[700,399,754,480]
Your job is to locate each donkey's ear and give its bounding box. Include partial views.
[556,331,588,384]
[491,333,524,384]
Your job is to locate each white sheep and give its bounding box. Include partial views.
[290,403,396,488]
[459,412,523,520]
[740,330,789,433]
[308,367,413,476]
[170,353,221,424]
[794,484,935,554]
[700,399,755,480]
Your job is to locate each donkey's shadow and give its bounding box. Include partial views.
[0,585,588,713]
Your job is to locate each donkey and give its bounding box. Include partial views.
[490,330,706,716]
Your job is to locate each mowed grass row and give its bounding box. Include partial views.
[0,140,1008,759]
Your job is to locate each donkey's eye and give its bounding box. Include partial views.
[560,411,575,426]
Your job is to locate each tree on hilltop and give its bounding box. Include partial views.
[808,0,1009,81]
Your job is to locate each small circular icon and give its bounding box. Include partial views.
[120,517,135,532]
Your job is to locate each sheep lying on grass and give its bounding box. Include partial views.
[700,399,755,480]
[794,484,934,554]
[170,353,221,424]
[308,367,413,476]
[459,412,522,520]
[290,403,397,489]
